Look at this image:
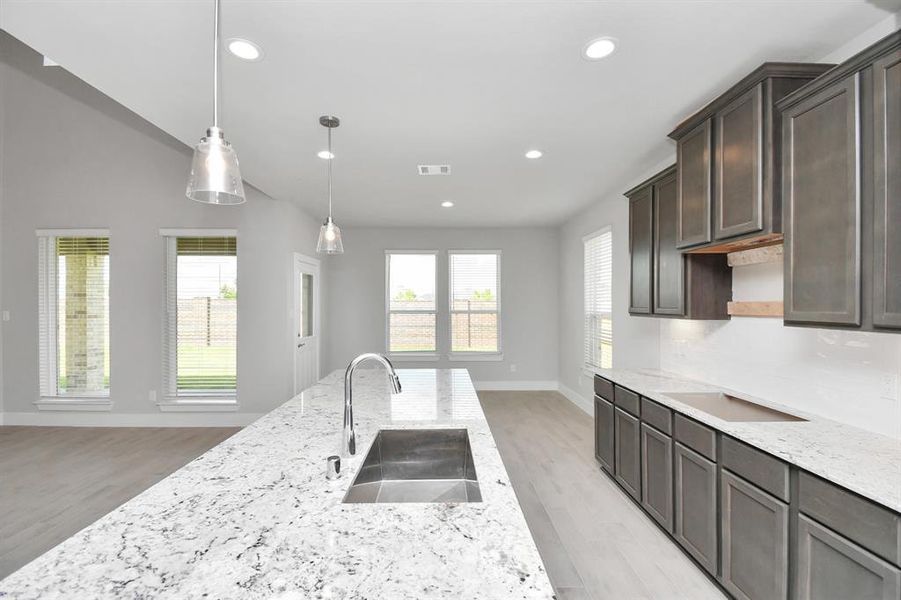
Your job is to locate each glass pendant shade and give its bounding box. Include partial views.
[186,127,246,205]
[316,217,344,254]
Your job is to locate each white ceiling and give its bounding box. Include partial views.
[1,1,898,227]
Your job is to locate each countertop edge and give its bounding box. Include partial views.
[591,367,901,514]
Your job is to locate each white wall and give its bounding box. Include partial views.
[323,226,559,387]
[556,163,665,409]
[0,32,325,425]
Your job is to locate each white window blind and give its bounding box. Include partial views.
[38,234,110,397]
[163,236,237,397]
[386,253,437,354]
[449,251,500,354]
[584,228,613,369]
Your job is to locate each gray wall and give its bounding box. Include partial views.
[324,226,559,386]
[0,32,324,423]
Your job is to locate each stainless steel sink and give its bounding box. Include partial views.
[343,428,482,503]
[664,392,807,422]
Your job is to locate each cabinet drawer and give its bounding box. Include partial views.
[721,436,789,502]
[673,414,716,461]
[614,385,641,417]
[594,376,614,402]
[641,397,672,435]
[799,472,901,567]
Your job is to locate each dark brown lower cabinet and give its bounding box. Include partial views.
[594,396,615,473]
[614,408,641,500]
[796,515,901,600]
[674,442,718,575]
[720,470,789,600]
[640,423,673,532]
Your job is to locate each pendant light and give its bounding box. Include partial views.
[316,115,344,254]
[185,0,246,205]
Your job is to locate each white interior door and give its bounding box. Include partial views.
[293,253,320,395]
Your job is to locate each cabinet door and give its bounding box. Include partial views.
[721,470,789,600]
[783,74,861,326]
[629,187,653,314]
[614,407,641,500]
[641,423,673,532]
[873,48,901,329]
[677,119,713,248]
[594,396,615,473]
[797,515,901,600]
[715,83,764,240]
[674,442,718,575]
[653,171,686,315]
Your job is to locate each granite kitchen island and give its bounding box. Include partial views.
[0,369,553,599]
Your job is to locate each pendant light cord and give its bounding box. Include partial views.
[327,126,333,219]
[213,0,220,128]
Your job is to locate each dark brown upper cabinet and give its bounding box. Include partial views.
[628,185,653,314]
[716,84,763,240]
[777,31,901,333]
[653,170,685,315]
[782,74,861,327]
[676,120,713,248]
[873,47,901,330]
[669,63,833,253]
[628,166,732,320]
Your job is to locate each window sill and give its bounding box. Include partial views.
[387,353,440,362]
[448,353,504,362]
[158,397,238,412]
[34,396,112,411]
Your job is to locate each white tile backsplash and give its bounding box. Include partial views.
[660,262,901,440]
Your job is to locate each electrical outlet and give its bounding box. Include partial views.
[1,311,8,322]
[509,364,517,373]
[880,374,900,400]
[149,390,157,404]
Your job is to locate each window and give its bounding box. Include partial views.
[38,231,110,399]
[584,228,613,369]
[163,233,237,401]
[449,251,500,354]
[386,252,437,355]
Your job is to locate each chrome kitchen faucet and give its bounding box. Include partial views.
[343,353,402,456]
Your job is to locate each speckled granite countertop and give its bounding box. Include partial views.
[0,369,553,599]
[594,367,901,513]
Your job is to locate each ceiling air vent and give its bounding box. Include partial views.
[418,164,451,176]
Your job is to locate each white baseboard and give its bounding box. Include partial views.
[557,382,592,415]
[0,411,262,427]
[473,380,559,391]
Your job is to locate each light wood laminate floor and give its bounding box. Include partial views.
[479,391,724,600]
[0,426,238,579]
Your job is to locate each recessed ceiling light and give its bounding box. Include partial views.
[317,150,334,160]
[525,150,543,159]
[441,201,455,208]
[583,37,617,60]
[227,38,263,61]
